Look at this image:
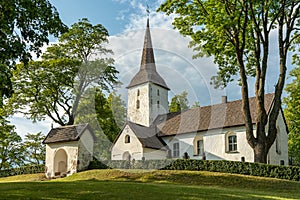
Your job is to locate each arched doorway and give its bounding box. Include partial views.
[54,149,68,176]
[122,151,131,161]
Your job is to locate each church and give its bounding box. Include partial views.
[111,19,289,165]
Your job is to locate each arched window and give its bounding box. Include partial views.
[136,100,140,109]
[276,127,281,154]
[157,89,160,96]
[193,135,204,156]
[157,100,160,108]
[226,132,237,152]
[125,135,130,143]
[137,89,140,96]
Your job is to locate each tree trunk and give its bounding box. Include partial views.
[254,142,268,163]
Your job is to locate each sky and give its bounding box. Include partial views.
[10,0,294,138]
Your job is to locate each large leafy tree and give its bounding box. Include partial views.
[169,91,189,112]
[23,132,46,165]
[10,19,119,125]
[95,90,126,142]
[0,0,67,106]
[159,0,300,163]
[0,119,24,169]
[284,66,300,165]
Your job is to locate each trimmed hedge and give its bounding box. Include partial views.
[88,159,300,181]
[0,165,45,178]
[88,159,173,170]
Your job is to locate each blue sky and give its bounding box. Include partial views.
[11,0,294,138]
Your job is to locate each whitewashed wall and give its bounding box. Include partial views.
[267,111,289,165]
[161,111,288,165]
[45,141,78,178]
[127,83,168,127]
[111,125,143,160]
[143,148,168,160]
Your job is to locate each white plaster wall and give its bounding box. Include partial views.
[149,83,169,124]
[203,128,254,162]
[267,111,289,165]
[143,148,168,160]
[111,125,143,160]
[45,141,79,178]
[162,127,255,162]
[162,133,196,159]
[128,84,150,126]
[127,83,169,127]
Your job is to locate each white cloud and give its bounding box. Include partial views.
[108,3,226,107]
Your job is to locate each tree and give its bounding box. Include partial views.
[0,119,24,169]
[94,90,126,142]
[10,19,119,125]
[283,66,300,165]
[169,91,189,112]
[23,132,46,165]
[159,1,300,163]
[192,101,201,108]
[0,0,67,106]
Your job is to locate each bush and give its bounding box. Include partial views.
[88,159,300,181]
[0,165,45,178]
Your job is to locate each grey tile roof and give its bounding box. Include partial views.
[43,124,95,144]
[126,121,169,150]
[156,93,275,136]
[126,19,169,90]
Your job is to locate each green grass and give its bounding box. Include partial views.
[0,169,299,199]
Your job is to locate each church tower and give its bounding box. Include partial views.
[126,19,169,127]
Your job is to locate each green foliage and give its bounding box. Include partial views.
[95,90,126,142]
[0,0,67,105]
[284,66,300,165]
[10,59,80,125]
[169,91,189,112]
[88,159,300,181]
[158,0,300,164]
[0,119,24,170]
[191,101,200,108]
[0,165,44,178]
[23,132,46,165]
[10,19,119,126]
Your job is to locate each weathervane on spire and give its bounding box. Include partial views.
[146,0,150,17]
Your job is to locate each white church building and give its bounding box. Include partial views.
[111,19,289,165]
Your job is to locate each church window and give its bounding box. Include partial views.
[173,142,179,158]
[157,101,160,108]
[137,89,140,96]
[136,100,140,109]
[157,89,160,96]
[228,135,237,152]
[276,127,281,154]
[226,132,237,152]
[196,140,204,155]
[125,135,130,143]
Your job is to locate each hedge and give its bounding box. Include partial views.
[0,165,45,178]
[88,159,300,181]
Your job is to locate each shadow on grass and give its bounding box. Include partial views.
[0,179,299,200]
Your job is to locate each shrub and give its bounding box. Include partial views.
[0,165,45,178]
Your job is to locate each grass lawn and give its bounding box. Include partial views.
[0,169,299,199]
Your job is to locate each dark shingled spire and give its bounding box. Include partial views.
[127,18,169,90]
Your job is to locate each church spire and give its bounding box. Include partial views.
[127,18,169,90]
[140,18,155,70]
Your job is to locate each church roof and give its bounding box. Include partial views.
[126,121,169,150]
[156,93,275,136]
[43,124,95,144]
[127,19,169,90]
